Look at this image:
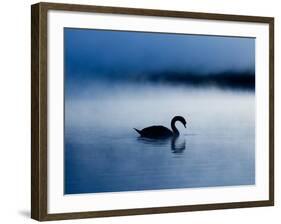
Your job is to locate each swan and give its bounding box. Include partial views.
[134,116,186,139]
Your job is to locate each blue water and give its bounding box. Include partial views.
[64,84,255,194]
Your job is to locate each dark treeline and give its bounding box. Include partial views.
[133,70,255,90]
[67,70,255,91]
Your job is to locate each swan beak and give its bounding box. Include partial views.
[184,123,186,128]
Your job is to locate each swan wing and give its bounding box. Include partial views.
[139,125,173,138]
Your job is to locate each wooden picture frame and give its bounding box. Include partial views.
[31,2,274,221]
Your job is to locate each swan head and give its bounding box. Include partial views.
[172,116,187,128]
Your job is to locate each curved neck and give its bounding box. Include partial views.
[171,119,179,136]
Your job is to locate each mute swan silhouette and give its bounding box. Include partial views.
[134,116,186,139]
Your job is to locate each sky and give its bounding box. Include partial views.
[64,28,255,84]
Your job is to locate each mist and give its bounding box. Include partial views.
[64,28,255,194]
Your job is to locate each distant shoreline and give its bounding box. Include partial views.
[66,70,255,91]
[143,70,255,90]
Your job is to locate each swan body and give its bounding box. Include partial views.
[134,116,186,139]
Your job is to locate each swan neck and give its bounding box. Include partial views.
[171,120,179,135]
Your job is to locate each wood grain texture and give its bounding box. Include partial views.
[269,19,274,203]
[31,2,274,221]
[31,3,40,220]
[31,3,48,221]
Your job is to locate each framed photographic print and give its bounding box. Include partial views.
[31,2,274,221]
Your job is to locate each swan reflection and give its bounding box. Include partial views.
[171,137,186,154]
[137,136,186,154]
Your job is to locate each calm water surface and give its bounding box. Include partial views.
[64,84,255,194]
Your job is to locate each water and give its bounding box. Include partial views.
[64,83,255,194]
